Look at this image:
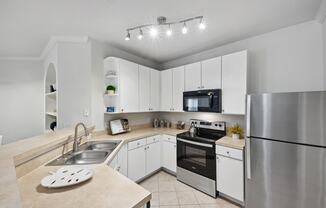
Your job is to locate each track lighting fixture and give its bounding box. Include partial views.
[125,31,130,41]
[124,16,205,41]
[182,22,188,34]
[138,29,143,40]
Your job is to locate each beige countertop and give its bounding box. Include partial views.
[0,127,187,208]
[215,136,245,150]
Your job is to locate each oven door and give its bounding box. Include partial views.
[177,138,216,180]
[183,89,221,112]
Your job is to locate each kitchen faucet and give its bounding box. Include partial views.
[73,122,89,152]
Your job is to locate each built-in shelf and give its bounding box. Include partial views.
[104,93,118,96]
[45,91,57,97]
[46,112,57,117]
[106,75,118,79]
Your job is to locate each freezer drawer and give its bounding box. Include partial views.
[245,138,326,208]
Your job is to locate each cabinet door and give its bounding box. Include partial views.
[185,62,201,91]
[216,155,244,202]
[201,57,222,89]
[221,50,247,115]
[118,144,128,176]
[119,59,139,112]
[162,140,177,173]
[146,141,161,174]
[139,65,150,112]
[172,66,184,112]
[150,69,160,111]
[128,146,146,181]
[160,69,173,111]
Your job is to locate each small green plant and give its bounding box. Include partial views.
[106,85,116,92]
[228,123,244,137]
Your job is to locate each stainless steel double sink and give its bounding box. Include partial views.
[47,140,121,166]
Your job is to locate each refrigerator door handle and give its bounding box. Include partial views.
[246,95,251,179]
[246,137,251,179]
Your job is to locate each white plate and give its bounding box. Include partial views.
[41,167,94,188]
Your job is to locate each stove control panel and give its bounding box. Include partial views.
[190,119,226,131]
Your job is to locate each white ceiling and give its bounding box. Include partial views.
[0,0,322,63]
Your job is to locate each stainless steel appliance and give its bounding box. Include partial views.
[246,91,326,208]
[109,119,130,135]
[177,119,226,197]
[183,89,222,113]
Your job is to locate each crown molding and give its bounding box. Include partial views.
[316,0,326,23]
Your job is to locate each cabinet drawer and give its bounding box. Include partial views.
[147,136,160,144]
[128,138,146,150]
[216,145,243,161]
[162,135,176,143]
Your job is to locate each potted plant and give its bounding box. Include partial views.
[228,123,243,140]
[106,85,116,95]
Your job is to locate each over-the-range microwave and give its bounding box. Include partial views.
[183,89,222,113]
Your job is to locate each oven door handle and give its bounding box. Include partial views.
[177,138,213,148]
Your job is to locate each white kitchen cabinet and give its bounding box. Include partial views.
[185,62,201,91]
[139,65,150,112]
[161,135,177,173]
[109,144,128,177]
[119,59,139,113]
[172,66,185,112]
[160,69,173,111]
[216,145,244,202]
[146,137,161,174]
[128,144,146,181]
[221,50,247,115]
[150,69,160,111]
[201,57,222,89]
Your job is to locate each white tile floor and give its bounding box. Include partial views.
[140,171,241,208]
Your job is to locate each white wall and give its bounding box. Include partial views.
[90,39,161,130]
[162,21,324,94]
[0,59,44,144]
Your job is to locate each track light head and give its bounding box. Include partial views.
[138,29,143,40]
[166,25,172,37]
[199,18,206,30]
[182,22,188,34]
[125,31,130,41]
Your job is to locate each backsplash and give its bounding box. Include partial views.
[157,112,245,129]
[104,112,244,130]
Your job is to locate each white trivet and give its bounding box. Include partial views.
[41,167,94,188]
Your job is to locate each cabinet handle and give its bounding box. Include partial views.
[121,108,124,112]
[201,86,204,88]
[197,86,201,89]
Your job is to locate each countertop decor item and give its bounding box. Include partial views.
[228,123,243,140]
[106,85,116,95]
[176,121,185,129]
[41,167,93,188]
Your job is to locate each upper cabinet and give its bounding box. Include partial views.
[119,59,139,113]
[201,57,222,89]
[160,69,173,111]
[184,58,222,91]
[221,50,247,115]
[160,67,185,112]
[150,69,160,111]
[139,66,161,112]
[185,62,201,91]
[139,65,150,112]
[172,66,185,111]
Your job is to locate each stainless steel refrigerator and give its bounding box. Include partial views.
[245,91,326,208]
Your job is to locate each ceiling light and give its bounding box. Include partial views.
[149,27,158,38]
[124,16,204,40]
[199,18,206,30]
[138,29,143,40]
[125,31,130,41]
[166,25,172,37]
[182,22,188,34]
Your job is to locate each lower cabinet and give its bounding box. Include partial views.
[216,145,244,202]
[127,136,161,182]
[109,144,128,177]
[161,135,177,173]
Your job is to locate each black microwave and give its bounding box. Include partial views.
[183,89,222,113]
